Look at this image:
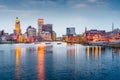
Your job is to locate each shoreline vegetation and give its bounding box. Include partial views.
[0,41,120,48]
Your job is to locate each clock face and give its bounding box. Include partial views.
[16,19,19,23]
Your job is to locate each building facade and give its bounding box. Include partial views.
[42,24,52,34]
[40,31,52,41]
[27,26,36,37]
[105,28,120,42]
[52,31,56,41]
[85,29,106,42]
[38,19,44,35]
[14,17,21,35]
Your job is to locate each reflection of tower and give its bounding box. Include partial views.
[67,43,76,64]
[37,45,45,80]
[87,46,90,61]
[14,17,21,35]
[38,19,44,35]
[15,47,21,80]
[67,43,76,79]
[67,44,76,55]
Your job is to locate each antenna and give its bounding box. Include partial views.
[112,22,114,31]
[85,26,87,32]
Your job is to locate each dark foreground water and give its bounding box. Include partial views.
[0,42,120,80]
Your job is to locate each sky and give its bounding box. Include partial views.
[0,0,120,37]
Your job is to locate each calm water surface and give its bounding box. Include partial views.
[0,42,120,80]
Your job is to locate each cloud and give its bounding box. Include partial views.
[74,0,109,9]
[0,5,7,9]
[75,4,88,8]
[96,1,109,7]
[88,0,97,3]
[28,0,64,4]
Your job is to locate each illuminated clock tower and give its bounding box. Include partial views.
[14,17,21,35]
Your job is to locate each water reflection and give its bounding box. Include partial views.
[67,43,76,64]
[37,45,45,80]
[87,46,90,60]
[112,48,120,61]
[112,48,120,54]
[86,46,103,61]
[1,43,120,80]
[27,47,36,52]
[67,43,76,79]
[45,45,53,53]
[86,46,120,62]
[15,47,21,80]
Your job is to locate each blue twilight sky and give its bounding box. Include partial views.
[0,0,120,36]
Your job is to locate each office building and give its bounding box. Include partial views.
[42,24,52,34]
[85,29,106,42]
[40,31,52,41]
[38,19,44,34]
[66,27,76,36]
[26,26,36,37]
[52,31,56,40]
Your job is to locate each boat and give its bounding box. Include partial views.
[45,42,51,44]
[34,42,42,44]
[57,42,62,45]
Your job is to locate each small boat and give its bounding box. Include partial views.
[57,42,62,45]
[45,42,51,44]
[34,42,41,44]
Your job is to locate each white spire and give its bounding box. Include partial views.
[112,22,114,31]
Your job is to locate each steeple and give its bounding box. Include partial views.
[112,22,114,31]
[85,26,87,33]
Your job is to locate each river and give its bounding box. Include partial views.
[0,42,120,80]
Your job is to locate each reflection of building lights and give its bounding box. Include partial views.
[38,44,46,51]
[92,47,94,55]
[67,43,76,54]
[37,45,45,80]
[75,44,77,55]
[119,48,120,54]
[87,46,90,60]
[112,48,120,54]
[16,48,21,65]
[99,46,101,55]
[95,46,99,57]
[15,47,21,80]
[88,46,103,59]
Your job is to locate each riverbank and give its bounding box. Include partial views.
[0,41,120,48]
[0,41,62,44]
[0,42,32,44]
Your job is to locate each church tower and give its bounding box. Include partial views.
[14,17,21,35]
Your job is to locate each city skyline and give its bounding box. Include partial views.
[0,0,120,36]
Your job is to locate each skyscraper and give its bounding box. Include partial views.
[42,24,53,38]
[14,17,21,35]
[66,27,76,36]
[38,19,44,35]
[26,26,36,37]
[52,31,56,40]
[42,24,52,34]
